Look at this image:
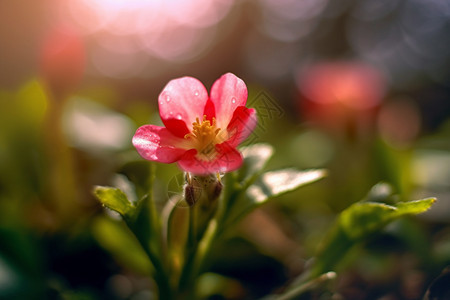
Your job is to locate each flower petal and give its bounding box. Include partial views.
[210,73,248,129]
[158,76,209,137]
[177,142,243,175]
[132,125,190,163]
[203,99,216,122]
[226,107,257,147]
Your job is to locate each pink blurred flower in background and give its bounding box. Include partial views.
[299,61,386,110]
[297,61,386,135]
[39,26,85,97]
[133,73,257,175]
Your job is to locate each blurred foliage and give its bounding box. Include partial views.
[1,0,450,299]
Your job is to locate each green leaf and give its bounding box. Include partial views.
[237,143,274,185]
[93,186,135,219]
[223,169,326,229]
[311,197,436,277]
[395,198,436,215]
[92,216,153,275]
[341,198,436,240]
[247,169,327,204]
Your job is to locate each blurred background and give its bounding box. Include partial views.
[1,0,450,299]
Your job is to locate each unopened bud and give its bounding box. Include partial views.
[184,184,197,207]
[211,180,223,202]
[183,173,223,208]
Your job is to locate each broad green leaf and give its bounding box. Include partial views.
[92,216,153,275]
[93,186,135,219]
[341,198,436,239]
[247,169,326,204]
[311,197,436,277]
[223,169,326,229]
[93,167,171,299]
[237,143,274,185]
[340,202,396,239]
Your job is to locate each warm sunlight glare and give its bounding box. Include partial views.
[62,0,235,76]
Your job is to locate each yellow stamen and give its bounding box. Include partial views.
[185,115,222,160]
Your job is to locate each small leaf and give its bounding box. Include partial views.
[340,203,396,240]
[247,169,326,204]
[395,198,436,215]
[341,198,436,240]
[93,186,135,219]
[311,197,436,277]
[237,143,274,184]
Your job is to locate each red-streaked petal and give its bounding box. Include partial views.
[210,73,248,129]
[226,107,257,147]
[177,142,243,175]
[158,76,209,137]
[132,125,190,163]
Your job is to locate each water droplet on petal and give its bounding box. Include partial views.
[194,90,199,96]
[166,96,171,102]
[176,114,182,120]
[231,97,236,104]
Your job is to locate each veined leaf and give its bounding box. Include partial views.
[247,169,326,204]
[93,186,135,219]
[223,169,326,229]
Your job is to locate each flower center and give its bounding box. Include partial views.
[185,115,222,160]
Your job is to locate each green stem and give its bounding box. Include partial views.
[134,231,173,300]
[130,163,173,299]
[177,202,201,293]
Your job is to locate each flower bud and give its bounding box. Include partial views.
[184,184,197,207]
[185,173,223,206]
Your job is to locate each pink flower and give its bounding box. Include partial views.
[39,26,85,96]
[298,61,386,110]
[132,73,257,175]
